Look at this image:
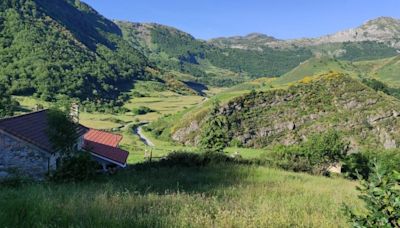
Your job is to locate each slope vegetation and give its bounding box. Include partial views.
[167,73,400,150]
[0,0,148,102]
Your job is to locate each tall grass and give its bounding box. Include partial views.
[0,165,360,227]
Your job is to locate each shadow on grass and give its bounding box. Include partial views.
[107,163,253,194]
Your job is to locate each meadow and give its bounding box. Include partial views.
[4,78,373,228]
[0,164,361,227]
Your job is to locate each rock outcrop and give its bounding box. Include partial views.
[172,73,400,150]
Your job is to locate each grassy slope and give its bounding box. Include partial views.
[275,55,400,86]
[273,57,362,85]
[0,165,361,227]
[355,56,400,85]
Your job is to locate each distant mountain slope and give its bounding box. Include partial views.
[312,17,400,47]
[117,21,247,87]
[117,21,314,82]
[209,17,400,64]
[167,73,400,150]
[274,58,361,85]
[0,0,148,102]
[117,17,400,85]
[210,17,400,50]
[209,33,281,50]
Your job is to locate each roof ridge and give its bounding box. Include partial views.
[0,109,48,124]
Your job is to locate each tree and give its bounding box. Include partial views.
[47,108,78,157]
[344,164,400,227]
[0,84,17,117]
[302,130,349,174]
[200,99,229,153]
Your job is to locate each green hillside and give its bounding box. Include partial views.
[116,21,247,87]
[274,57,362,85]
[274,55,400,86]
[153,73,400,150]
[116,21,315,85]
[354,56,400,85]
[0,0,148,103]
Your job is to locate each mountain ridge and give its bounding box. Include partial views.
[209,16,400,50]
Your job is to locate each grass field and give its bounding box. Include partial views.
[0,164,361,227]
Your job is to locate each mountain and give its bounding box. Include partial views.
[157,73,400,150]
[311,17,400,47]
[118,17,400,84]
[209,17,400,63]
[209,33,280,50]
[1,0,399,106]
[210,17,400,49]
[116,21,247,87]
[117,21,314,82]
[0,0,148,103]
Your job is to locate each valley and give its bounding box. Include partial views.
[0,0,400,227]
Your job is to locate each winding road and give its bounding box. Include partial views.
[132,96,209,147]
[133,124,155,147]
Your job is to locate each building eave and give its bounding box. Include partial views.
[89,151,127,168]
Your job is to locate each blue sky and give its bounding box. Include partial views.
[83,0,400,40]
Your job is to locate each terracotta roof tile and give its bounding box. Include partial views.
[84,141,129,165]
[83,129,122,147]
[83,129,128,166]
[0,110,88,153]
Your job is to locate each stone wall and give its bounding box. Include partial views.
[0,131,55,179]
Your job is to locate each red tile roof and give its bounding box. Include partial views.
[83,129,122,147]
[83,129,128,166]
[0,110,88,153]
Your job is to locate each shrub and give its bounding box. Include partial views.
[264,130,349,175]
[343,150,400,180]
[268,145,314,173]
[132,151,249,169]
[342,153,372,179]
[51,153,98,182]
[132,106,155,115]
[344,164,400,227]
[362,78,390,94]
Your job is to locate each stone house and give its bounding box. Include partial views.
[0,110,87,179]
[0,110,129,179]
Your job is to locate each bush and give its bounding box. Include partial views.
[51,153,98,182]
[131,151,249,169]
[343,150,400,180]
[263,130,349,175]
[132,106,155,115]
[344,164,400,227]
[267,145,314,173]
[342,153,372,179]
